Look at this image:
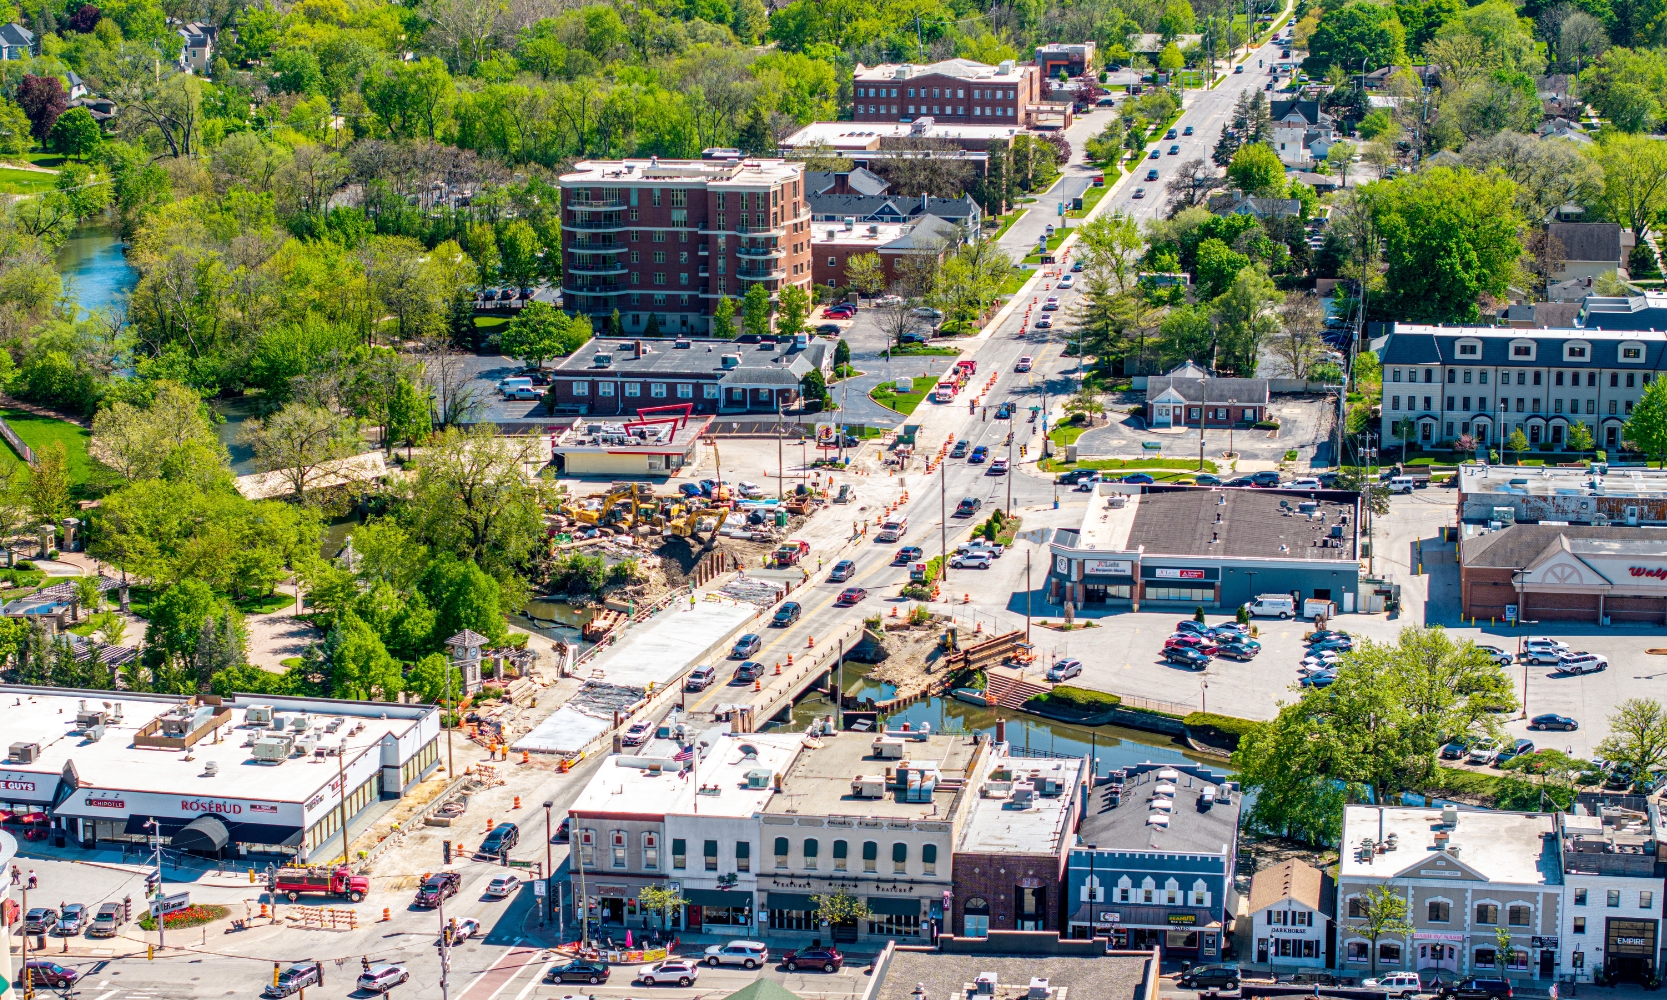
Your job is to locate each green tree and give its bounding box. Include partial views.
[497,220,541,288]
[406,652,463,705]
[712,295,737,339]
[501,303,590,368]
[1567,420,1595,452]
[404,426,544,580]
[800,367,828,409]
[777,284,811,335]
[810,890,870,928]
[1624,376,1667,465]
[1305,2,1408,77]
[833,339,851,368]
[238,403,361,499]
[1506,427,1529,460]
[1158,43,1186,74]
[387,375,432,455]
[28,441,71,523]
[91,381,223,483]
[419,557,508,647]
[328,612,403,700]
[1363,166,1523,324]
[50,107,101,159]
[1591,133,1667,239]
[145,579,224,674]
[1354,885,1414,975]
[637,885,687,930]
[1227,143,1286,196]
[1159,0,1196,39]
[742,283,772,337]
[1194,238,1251,299]
[1598,698,1667,782]
[845,253,887,297]
[1211,267,1284,376]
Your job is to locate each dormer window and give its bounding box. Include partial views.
[1565,343,1589,362]
[1510,340,1536,361]
[1621,344,1645,363]
[1456,341,1480,357]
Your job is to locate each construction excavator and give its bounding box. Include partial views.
[566,483,657,530]
[667,503,729,548]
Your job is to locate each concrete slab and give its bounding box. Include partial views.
[510,705,610,755]
[578,599,758,689]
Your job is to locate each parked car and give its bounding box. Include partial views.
[1207,624,1252,643]
[1310,636,1355,653]
[1474,645,1513,666]
[1439,737,1473,760]
[705,941,769,969]
[950,552,992,569]
[1216,640,1260,661]
[678,483,704,498]
[1250,470,1282,486]
[1530,713,1579,731]
[1520,638,1571,663]
[480,822,518,857]
[1177,965,1241,990]
[57,903,86,935]
[1557,652,1608,675]
[772,602,802,626]
[1494,739,1536,767]
[1306,629,1350,645]
[1165,646,1211,670]
[836,587,868,605]
[1174,620,1213,637]
[1121,473,1155,484]
[264,963,321,998]
[736,481,765,499]
[1047,658,1083,681]
[1300,669,1337,688]
[1194,474,1223,485]
[483,875,521,899]
[685,664,717,691]
[550,960,611,985]
[1437,978,1513,1000]
[782,946,844,972]
[638,960,700,987]
[358,965,410,994]
[23,908,57,935]
[815,324,842,335]
[1056,470,1098,485]
[1362,972,1421,997]
[621,720,652,746]
[1466,738,1503,765]
[88,902,122,938]
[1165,633,1218,654]
[829,559,857,582]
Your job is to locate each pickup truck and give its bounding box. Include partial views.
[272,866,369,903]
[415,871,462,907]
[769,540,810,567]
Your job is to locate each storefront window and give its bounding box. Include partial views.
[769,908,817,930]
[1146,585,1215,602]
[833,840,848,871]
[869,913,921,937]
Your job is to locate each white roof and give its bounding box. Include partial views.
[1340,805,1557,886]
[957,754,1084,854]
[561,158,804,186]
[853,58,1028,83]
[780,121,1022,150]
[569,731,806,820]
[577,600,756,690]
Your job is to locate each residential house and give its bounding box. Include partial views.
[1501,301,1584,329]
[1207,189,1302,219]
[543,335,833,416]
[1547,223,1632,283]
[1539,118,1594,146]
[1558,795,1667,984]
[1336,805,1560,983]
[176,21,214,74]
[0,23,33,60]
[852,58,1041,126]
[1269,100,1337,168]
[1036,42,1096,78]
[812,215,958,291]
[951,754,1088,937]
[1064,762,1241,960]
[807,190,981,231]
[1376,321,1667,452]
[1143,364,1271,427]
[66,97,117,124]
[64,70,86,100]
[804,168,890,197]
[1248,860,1334,970]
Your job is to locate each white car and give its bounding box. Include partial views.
[1047,658,1083,681]
[703,940,768,969]
[1287,478,1322,489]
[1016,356,1033,372]
[1474,644,1513,666]
[955,540,1004,558]
[1056,274,1075,289]
[638,960,700,987]
[736,481,764,499]
[951,552,993,569]
[1466,738,1502,765]
[483,875,520,899]
[876,294,903,306]
[1521,638,1571,664]
[1300,651,1340,670]
[444,917,480,945]
[1364,973,1422,998]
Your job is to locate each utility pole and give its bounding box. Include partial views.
[574,830,589,948]
[437,884,451,1000]
[777,402,785,500]
[148,818,165,953]
[939,451,950,589]
[1006,434,1013,514]
[336,741,350,864]
[1025,551,1032,644]
[20,882,29,1000]
[542,801,554,927]
[443,664,454,779]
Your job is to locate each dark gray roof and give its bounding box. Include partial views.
[1270,99,1326,126]
[807,192,979,224]
[1078,762,1241,855]
[1577,294,1667,331]
[1145,375,1269,404]
[804,168,891,197]
[875,952,1150,1000]
[1503,301,1583,328]
[1209,192,1301,218]
[1550,223,1624,264]
[0,22,32,46]
[1459,523,1660,569]
[1381,323,1667,367]
[882,214,958,250]
[1125,488,1357,561]
[553,336,828,381]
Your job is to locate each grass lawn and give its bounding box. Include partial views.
[992,210,1028,240]
[1040,456,1222,475]
[887,344,961,357]
[1022,230,1072,264]
[0,407,99,485]
[0,168,58,195]
[1050,422,1089,448]
[475,315,511,333]
[235,593,295,615]
[998,268,1031,296]
[1066,184,1110,220]
[870,385,931,415]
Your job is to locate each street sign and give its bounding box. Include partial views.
[1506,605,1518,624]
[532,880,547,898]
[150,892,189,917]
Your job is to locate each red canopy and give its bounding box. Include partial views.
[18,812,47,823]
[0,810,15,822]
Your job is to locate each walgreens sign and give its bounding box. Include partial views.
[1631,566,1667,579]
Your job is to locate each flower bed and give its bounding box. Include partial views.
[137,903,230,931]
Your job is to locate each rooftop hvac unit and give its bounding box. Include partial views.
[975,974,998,996]
[289,715,310,732]
[252,733,295,762]
[1029,978,1052,1000]
[871,737,905,759]
[745,768,772,789]
[75,706,106,730]
[204,761,218,776]
[1008,781,1035,808]
[325,717,345,734]
[294,734,319,757]
[850,774,886,799]
[8,742,38,763]
[83,724,104,742]
[244,705,273,727]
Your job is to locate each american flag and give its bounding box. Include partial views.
[674,745,693,761]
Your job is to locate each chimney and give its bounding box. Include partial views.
[634,340,645,357]
[921,192,928,212]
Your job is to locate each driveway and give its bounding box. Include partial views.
[821,307,969,429]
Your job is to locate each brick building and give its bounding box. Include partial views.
[851,58,1041,125]
[1459,523,1667,625]
[558,157,814,337]
[811,215,958,291]
[542,335,832,416]
[951,755,1087,937]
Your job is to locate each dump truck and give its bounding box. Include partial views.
[271,866,369,903]
[770,540,811,567]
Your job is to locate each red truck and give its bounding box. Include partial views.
[271,866,369,903]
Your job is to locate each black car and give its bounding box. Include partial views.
[1250,470,1282,486]
[1055,470,1098,485]
[551,817,570,843]
[480,822,518,856]
[782,947,844,972]
[894,546,924,564]
[1439,978,1513,1000]
[1216,641,1259,661]
[772,602,801,626]
[23,908,57,935]
[1438,737,1472,760]
[1165,646,1211,670]
[951,441,968,458]
[1178,964,1241,990]
[1223,476,1255,487]
[1530,713,1578,731]
[415,871,461,907]
[550,960,611,985]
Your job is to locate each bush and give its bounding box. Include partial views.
[137,904,229,930]
[900,583,932,600]
[1182,712,1263,742]
[1031,685,1122,712]
[1255,421,1281,430]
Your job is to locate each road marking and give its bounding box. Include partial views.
[456,940,535,1000]
[89,990,120,1000]
[510,957,556,1000]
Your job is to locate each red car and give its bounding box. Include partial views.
[836,587,868,605]
[1164,634,1218,655]
[781,946,844,972]
[823,305,856,318]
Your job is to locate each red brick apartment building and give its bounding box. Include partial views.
[811,216,958,290]
[852,58,1041,125]
[559,157,814,336]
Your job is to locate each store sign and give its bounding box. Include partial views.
[1056,556,1070,573]
[1096,912,1122,924]
[180,798,243,815]
[1168,913,1198,925]
[84,797,124,809]
[1154,568,1207,580]
[0,780,35,793]
[1085,559,1133,577]
[1269,926,1312,936]
[249,804,278,814]
[1533,937,1559,950]
[1631,566,1667,579]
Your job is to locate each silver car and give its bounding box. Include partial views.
[703,940,768,969]
[357,965,409,994]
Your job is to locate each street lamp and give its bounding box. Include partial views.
[543,801,554,927]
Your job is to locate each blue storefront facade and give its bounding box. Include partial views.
[1066,763,1242,958]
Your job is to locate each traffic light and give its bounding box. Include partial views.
[500,851,508,867]
[122,896,131,923]
[144,870,160,896]
[274,964,281,987]
[442,840,451,864]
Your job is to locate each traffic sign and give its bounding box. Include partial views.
[150,892,190,916]
[532,880,547,898]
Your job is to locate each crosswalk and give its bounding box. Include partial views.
[91,984,157,1000]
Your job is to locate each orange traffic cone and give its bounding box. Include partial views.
[774,662,782,675]
[514,796,521,809]
[891,606,899,617]
[808,635,816,648]
[753,678,762,691]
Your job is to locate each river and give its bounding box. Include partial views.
[57,222,137,319]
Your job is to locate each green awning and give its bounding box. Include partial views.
[767,892,817,911]
[684,888,752,907]
[866,895,922,917]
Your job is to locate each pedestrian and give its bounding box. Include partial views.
[9,868,17,886]
[27,869,36,888]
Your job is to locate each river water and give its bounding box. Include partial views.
[57,222,137,318]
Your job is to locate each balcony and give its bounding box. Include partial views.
[567,263,629,277]
[562,217,629,232]
[736,268,786,281]
[564,198,629,211]
[735,244,784,258]
[735,224,785,236]
[567,242,629,254]
[561,286,627,297]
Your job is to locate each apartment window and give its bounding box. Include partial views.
[1645,892,1656,909]
[652,189,661,206]
[1612,372,1620,387]
[892,842,908,874]
[1475,948,1497,969]
[1348,942,1369,962]
[653,251,666,263]
[703,840,717,871]
[1514,345,1532,357]
[630,208,639,221]
[578,829,595,867]
[573,382,589,396]
[1476,903,1498,924]
[803,838,818,870]
[1447,396,1455,410]
[1479,371,1488,383]
[1555,399,1563,414]
[1589,371,1597,386]
[1574,917,1587,933]
[670,189,686,207]
[1609,890,1622,907]
[1556,371,1565,386]
[1393,368,1402,382]
[624,382,641,397]
[1428,901,1450,922]
[1517,371,1527,384]
[630,251,640,263]
[1448,369,1457,383]
[1379,943,1402,965]
[716,213,725,228]
[1611,400,1619,414]
[1534,371,1543,386]
[611,830,626,868]
[833,840,848,871]
[1508,905,1531,925]
[651,383,666,397]
[1629,372,1639,388]
[643,832,658,870]
[863,841,878,873]
[1458,343,1478,356]
[653,273,666,285]
[1425,369,1435,383]
[599,382,614,397]
[1588,399,1597,414]
[672,838,686,869]
[653,231,666,242]
[1570,345,1588,359]
[1628,399,1635,414]
[1464,370,1473,383]
[704,383,720,399]
[774,837,789,869]
[1625,346,1643,359]
[630,231,639,242]
[1392,396,1400,410]
[922,843,937,876]
[677,383,692,398]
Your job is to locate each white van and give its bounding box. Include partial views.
[1244,594,1296,619]
[497,377,541,400]
[1557,652,1608,675]
[877,516,908,542]
[1388,476,1417,494]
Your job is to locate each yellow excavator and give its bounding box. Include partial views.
[667,503,729,547]
[568,484,653,528]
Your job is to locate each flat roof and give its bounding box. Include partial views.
[570,730,805,820]
[1459,462,1667,500]
[853,58,1030,83]
[957,755,1084,855]
[1340,805,1558,885]
[1078,763,1240,856]
[780,121,1022,150]
[873,950,1151,1000]
[577,600,757,690]
[765,732,978,820]
[561,158,803,187]
[0,690,431,806]
[1073,486,1142,551]
[552,337,830,384]
[811,221,910,246]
